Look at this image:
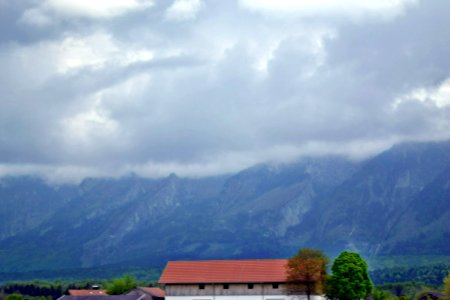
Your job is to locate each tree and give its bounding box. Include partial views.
[444,272,450,300]
[372,289,391,300]
[106,275,137,295]
[5,294,24,300]
[326,251,373,300]
[286,248,329,300]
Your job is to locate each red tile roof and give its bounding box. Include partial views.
[68,290,107,296]
[138,287,165,298]
[159,259,288,284]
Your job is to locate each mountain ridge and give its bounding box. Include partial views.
[0,140,449,272]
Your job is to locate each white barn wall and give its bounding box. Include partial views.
[166,295,324,300]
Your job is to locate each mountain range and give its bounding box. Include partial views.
[0,140,449,273]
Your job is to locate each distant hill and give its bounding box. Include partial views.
[0,140,449,273]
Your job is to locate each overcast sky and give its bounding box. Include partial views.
[1,0,450,183]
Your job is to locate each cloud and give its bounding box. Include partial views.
[165,0,203,21]
[393,79,450,109]
[20,0,154,25]
[1,0,450,183]
[20,8,53,27]
[239,0,417,18]
[47,0,153,18]
[0,163,110,185]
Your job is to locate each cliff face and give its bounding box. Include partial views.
[306,141,450,255]
[0,176,75,240]
[0,140,449,272]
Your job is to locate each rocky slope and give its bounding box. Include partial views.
[0,177,75,240]
[306,141,450,255]
[0,140,449,272]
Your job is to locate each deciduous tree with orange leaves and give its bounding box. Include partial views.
[286,248,329,300]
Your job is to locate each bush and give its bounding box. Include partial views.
[106,275,137,295]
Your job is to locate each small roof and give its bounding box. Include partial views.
[59,296,136,300]
[138,287,165,298]
[159,259,288,284]
[68,290,107,296]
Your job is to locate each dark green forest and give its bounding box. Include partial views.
[370,263,450,286]
[0,266,161,283]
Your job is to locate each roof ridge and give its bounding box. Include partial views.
[168,258,287,262]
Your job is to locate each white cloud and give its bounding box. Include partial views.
[393,78,450,110]
[4,32,155,77]
[61,93,119,147]
[55,33,119,73]
[165,0,203,21]
[0,163,109,184]
[239,0,417,17]
[47,0,153,18]
[52,33,153,73]
[21,0,153,22]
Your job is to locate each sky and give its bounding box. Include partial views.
[1,0,450,183]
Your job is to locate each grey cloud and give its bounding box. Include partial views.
[255,0,450,142]
[326,0,450,93]
[0,52,205,164]
[1,0,450,182]
[0,1,83,46]
[0,1,46,44]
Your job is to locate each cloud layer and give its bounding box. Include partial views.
[1,0,450,183]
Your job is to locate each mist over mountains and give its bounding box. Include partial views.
[0,140,449,273]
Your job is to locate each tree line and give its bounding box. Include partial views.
[2,249,449,300]
[370,263,450,286]
[0,277,158,300]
